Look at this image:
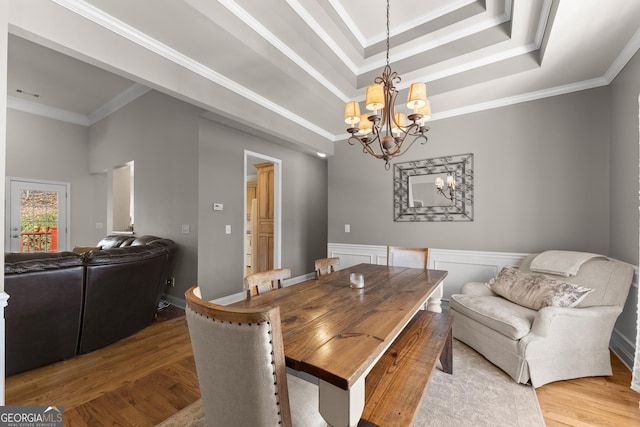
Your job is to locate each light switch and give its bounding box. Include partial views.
[345,224,351,233]
[225,225,232,234]
[181,224,191,234]
[96,222,104,229]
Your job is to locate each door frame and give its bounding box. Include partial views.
[243,151,282,276]
[5,177,71,252]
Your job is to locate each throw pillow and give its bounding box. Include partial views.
[72,246,101,254]
[489,267,593,310]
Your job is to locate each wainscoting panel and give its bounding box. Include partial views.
[327,243,528,308]
[327,243,388,267]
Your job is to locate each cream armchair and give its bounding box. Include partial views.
[451,251,634,388]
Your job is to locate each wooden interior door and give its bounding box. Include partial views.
[254,162,274,273]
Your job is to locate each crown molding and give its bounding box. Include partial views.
[24,0,640,144]
[285,0,359,74]
[604,26,640,84]
[7,96,89,126]
[216,0,351,102]
[88,83,150,125]
[335,76,610,142]
[51,0,336,140]
[328,0,481,48]
[7,83,150,127]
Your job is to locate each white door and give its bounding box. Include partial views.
[7,178,69,252]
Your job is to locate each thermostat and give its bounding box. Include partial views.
[212,203,223,211]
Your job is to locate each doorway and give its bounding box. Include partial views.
[244,151,281,276]
[6,178,69,252]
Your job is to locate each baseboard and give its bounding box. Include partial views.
[611,328,635,370]
[162,293,186,309]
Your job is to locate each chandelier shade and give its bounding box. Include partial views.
[407,82,427,111]
[343,0,432,170]
[365,83,385,112]
[344,101,361,125]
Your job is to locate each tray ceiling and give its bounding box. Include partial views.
[6,0,640,155]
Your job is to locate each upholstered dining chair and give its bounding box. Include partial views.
[314,257,340,279]
[387,246,429,269]
[243,267,291,298]
[185,287,326,427]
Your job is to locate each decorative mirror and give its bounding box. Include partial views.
[393,153,474,221]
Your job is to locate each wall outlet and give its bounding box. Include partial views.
[167,277,175,287]
[345,224,351,233]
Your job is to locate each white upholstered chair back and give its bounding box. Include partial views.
[185,286,293,426]
[518,254,634,308]
[387,246,429,269]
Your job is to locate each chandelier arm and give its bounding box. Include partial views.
[393,133,427,159]
[348,135,385,160]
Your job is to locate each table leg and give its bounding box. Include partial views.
[319,377,365,427]
[426,282,443,313]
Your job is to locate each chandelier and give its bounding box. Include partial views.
[343,0,432,170]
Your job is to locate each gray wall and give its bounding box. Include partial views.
[88,90,202,301]
[328,87,611,254]
[5,89,329,304]
[198,118,328,300]
[610,49,640,353]
[328,70,640,362]
[6,109,97,247]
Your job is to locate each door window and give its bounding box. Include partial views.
[7,178,69,252]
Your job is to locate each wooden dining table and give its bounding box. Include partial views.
[228,263,448,427]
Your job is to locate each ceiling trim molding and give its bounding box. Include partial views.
[216,0,351,102]
[328,0,480,48]
[356,11,511,75]
[431,77,609,122]
[88,83,150,125]
[534,0,554,46]
[335,76,609,142]
[7,96,89,126]
[603,26,640,84]
[51,0,336,141]
[41,0,640,145]
[292,0,515,77]
[285,0,358,74]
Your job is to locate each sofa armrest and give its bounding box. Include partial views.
[460,281,496,297]
[529,305,622,339]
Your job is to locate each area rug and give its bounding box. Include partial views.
[157,340,544,426]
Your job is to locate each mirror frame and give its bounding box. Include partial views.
[393,153,474,222]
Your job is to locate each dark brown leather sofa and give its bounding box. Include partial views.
[4,235,176,375]
[5,251,85,376]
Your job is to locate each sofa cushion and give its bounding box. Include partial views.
[451,294,536,340]
[489,268,593,310]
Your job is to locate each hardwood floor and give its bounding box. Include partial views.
[6,306,640,426]
[536,353,640,426]
[5,305,201,426]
